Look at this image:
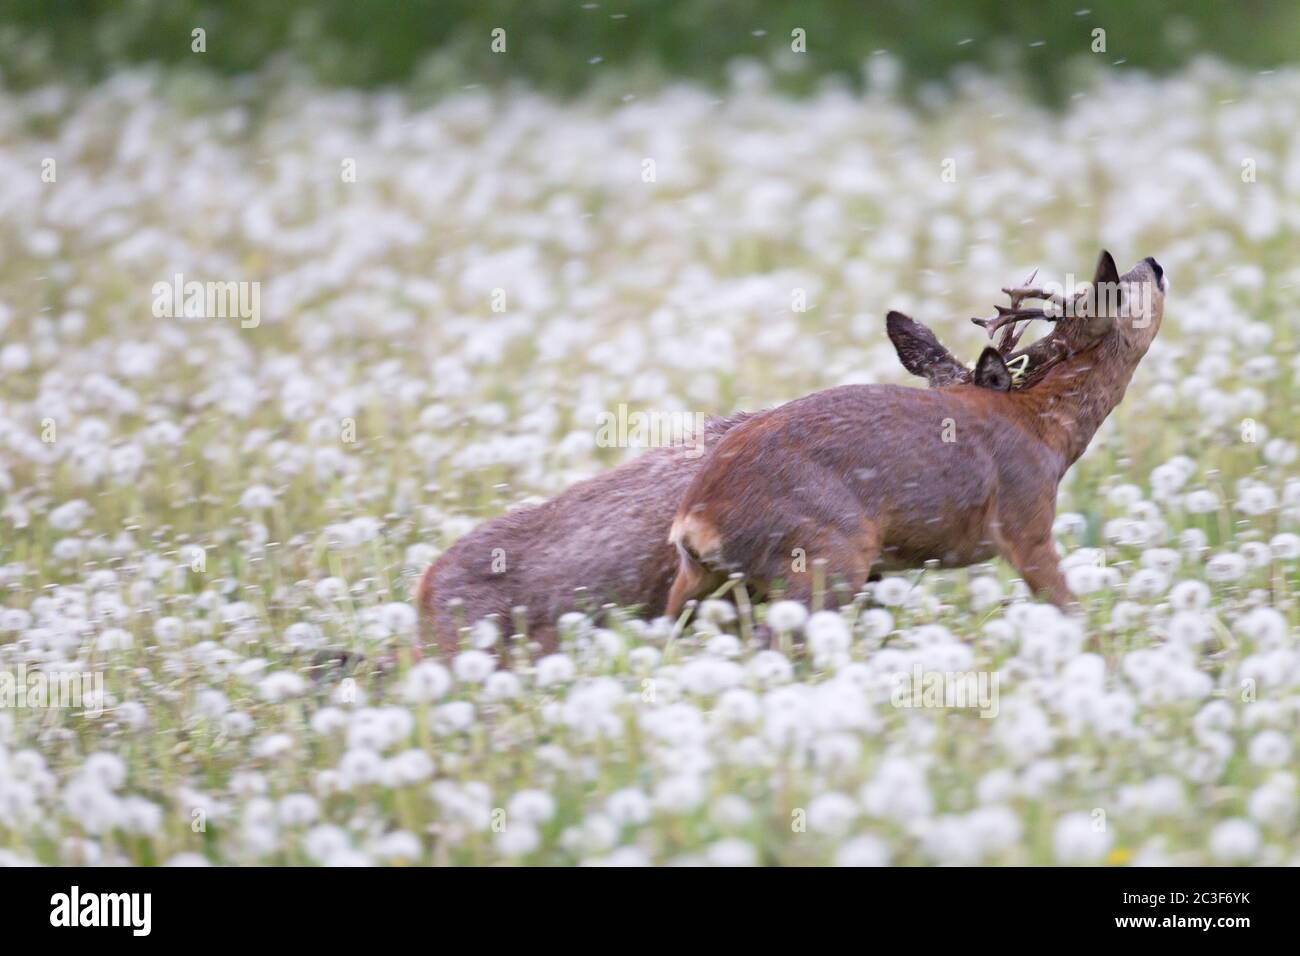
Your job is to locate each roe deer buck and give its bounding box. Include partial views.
[417,317,1009,655]
[666,251,1167,618]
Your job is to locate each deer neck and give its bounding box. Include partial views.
[1015,333,1144,470]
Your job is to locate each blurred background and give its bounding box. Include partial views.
[3,0,1299,101]
[2,0,1300,868]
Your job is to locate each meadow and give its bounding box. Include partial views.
[0,58,1298,865]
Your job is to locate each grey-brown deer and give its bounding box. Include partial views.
[666,251,1166,618]
[417,315,1009,655]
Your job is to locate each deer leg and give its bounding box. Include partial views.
[765,538,872,651]
[776,524,878,612]
[665,552,726,620]
[1000,536,1076,610]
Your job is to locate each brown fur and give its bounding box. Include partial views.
[417,314,1000,655]
[667,253,1166,616]
[417,415,751,654]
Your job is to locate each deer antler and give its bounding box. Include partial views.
[971,270,1089,354]
[973,304,1053,352]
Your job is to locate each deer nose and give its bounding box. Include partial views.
[1144,256,1164,285]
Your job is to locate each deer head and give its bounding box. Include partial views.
[971,250,1167,387]
[972,250,1168,465]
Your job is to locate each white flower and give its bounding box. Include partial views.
[1247,779,1297,828]
[535,654,576,687]
[402,662,451,703]
[806,611,851,658]
[606,788,652,826]
[154,617,185,645]
[1167,611,1212,647]
[386,749,434,785]
[746,650,793,686]
[120,796,163,836]
[585,847,651,867]
[706,838,757,866]
[82,752,127,790]
[507,789,556,825]
[1208,819,1260,863]
[239,484,276,511]
[1168,579,1211,611]
[258,671,306,701]
[453,649,496,683]
[653,775,705,814]
[1269,533,1300,560]
[310,707,347,735]
[698,599,737,625]
[872,576,913,607]
[1052,811,1111,864]
[338,748,384,787]
[48,500,91,532]
[628,646,661,671]
[1247,730,1292,768]
[374,830,423,862]
[470,619,500,649]
[806,792,858,836]
[710,795,754,829]
[1235,483,1278,515]
[222,712,254,737]
[1264,439,1298,466]
[484,670,522,700]
[496,822,540,857]
[859,607,894,639]
[1126,567,1168,598]
[1235,607,1288,648]
[766,600,808,632]
[861,758,932,823]
[968,576,1003,610]
[95,628,133,652]
[303,825,351,864]
[717,688,761,725]
[1065,563,1108,595]
[252,734,293,759]
[313,577,350,603]
[705,633,742,658]
[679,657,743,696]
[1205,552,1248,582]
[592,628,624,659]
[278,793,320,827]
[835,835,890,867]
[380,602,418,635]
[431,701,475,735]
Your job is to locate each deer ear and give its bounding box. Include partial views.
[1093,249,1120,288]
[886,311,969,387]
[973,347,1013,392]
[1087,250,1124,319]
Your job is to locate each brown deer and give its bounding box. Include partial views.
[417,316,1009,654]
[666,251,1167,618]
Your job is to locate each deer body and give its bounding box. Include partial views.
[417,316,1001,655]
[418,414,749,653]
[667,253,1166,616]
